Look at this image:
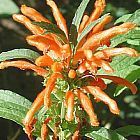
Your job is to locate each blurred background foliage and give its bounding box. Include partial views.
[0,0,139,139]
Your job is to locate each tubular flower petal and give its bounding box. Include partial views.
[0,60,47,77]
[94,47,139,59]
[78,60,98,74]
[35,55,54,67]
[78,58,114,73]
[97,75,137,94]
[84,0,106,28]
[41,124,49,140]
[84,86,120,114]
[44,72,63,109]
[84,51,114,73]
[78,14,89,33]
[65,91,75,121]
[26,35,61,54]
[75,90,99,126]
[46,0,68,38]
[51,62,63,73]
[73,51,85,65]
[88,15,112,37]
[13,14,44,34]
[77,61,87,74]
[89,78,107,90]
[80,22,136,51]
[21,5,51,23]
[23,89,46,139]
[41,118,51,140]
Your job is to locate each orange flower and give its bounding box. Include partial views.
[0,0,139,139]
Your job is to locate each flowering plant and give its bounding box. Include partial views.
[0,0,140,139]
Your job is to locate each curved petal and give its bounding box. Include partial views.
[0,60,47,77]
[26,35,60,52]
[80,22,136,51]
[94,47,139,59]
[84,0,106,28]
[46,0,68,38]
[12,14,44,34]
[88,15,112,37]
[84,86,120,114]
[97,75,137,94]
[89,78,107,90]
[23,89,46,139]
[41,118,51,140]
[26,35,62,58]
[44,72,63,108]
[75,89,99,126]
[21,5,51,23]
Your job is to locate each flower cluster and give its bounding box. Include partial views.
[0,0,139,139]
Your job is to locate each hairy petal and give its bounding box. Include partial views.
[41,118,51,140]
[0,60,47,77]
[26,35,62,58]
[75,89,99,126]
[94,47,139,59]
[44,72,63,108]
[88,15,112,37]
[84,0,106,28]
[80,22,136,51]
[46,0,68,38]
[84,86,120,114]
[23,89,45,139]
[65,91,75,121]
[97,75,137,94]
[26,35,60,52]
[13,14,44,34]
[78,14,89,34]
[21,5,51,23]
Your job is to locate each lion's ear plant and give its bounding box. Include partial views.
[0,0,140,139]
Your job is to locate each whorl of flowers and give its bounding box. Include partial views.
[0,0,139,139]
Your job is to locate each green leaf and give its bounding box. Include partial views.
[110,28,140,48]
[115,9,140,25]
[115,14,132,25]
[0,90,31,126]
[78,14,110,42]
[98,55,140,79]
[127,9,140,25]
[69,0,90,55]
[127,39,140,46]
[71,0,90,31]
[0,0,19,16]
[0,49,40,63]
[115,125,140,137]
[85,127,127,140]
[69,25,78,55]
[33,22,68,44]
[114,68,140,96]
[0,90,41,137]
